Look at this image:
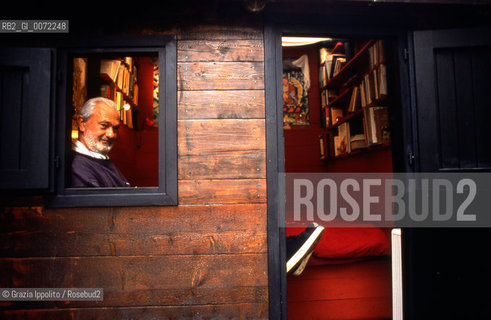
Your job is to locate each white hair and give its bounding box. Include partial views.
[79,97,118,121]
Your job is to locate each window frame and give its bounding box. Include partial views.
[47,35,177,207]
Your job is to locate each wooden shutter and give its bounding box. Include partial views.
[413,27,491,171]
[0,48,52,189]
[406,27,491,320]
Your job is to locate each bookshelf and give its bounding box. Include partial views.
[99,57,139,128]
[318,39,390,160]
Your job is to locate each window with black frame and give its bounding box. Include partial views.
[48,36,177,207]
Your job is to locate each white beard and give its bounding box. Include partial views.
[81,131,114,155]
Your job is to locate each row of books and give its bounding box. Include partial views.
[319,53,346,88]
[322,62,387,126]
[350,63,388,111]
[320,106,390,159]
[100,58,139,103]
[368,39,385,69]
[321,62,387,113]
[320,88,338,109]
[319,42,349,88]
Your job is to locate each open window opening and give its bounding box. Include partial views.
[282,34,402,320]
[48,36,177,208]
[70,53,159,188]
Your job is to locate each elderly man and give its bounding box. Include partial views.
[71,97,130,188]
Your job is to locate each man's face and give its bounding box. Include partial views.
[78,102,120,155]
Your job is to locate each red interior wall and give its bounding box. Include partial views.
[326,147,393,172]
[283,44,329,173]
[287,260,392,320]
[132,57,159,187]
[109,124,137,185]
[109,57,159,187]
[135,57,156,129]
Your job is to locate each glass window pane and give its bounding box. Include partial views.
[70,54,159,188]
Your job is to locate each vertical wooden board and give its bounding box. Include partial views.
[0,68,23,171]
[454,49,477,168]
[471,48,491,168]
[178,90,265,120]
[179,179,267,205]
[435,49,459,169]
[178,62,264,90]
[178,40,264,62]
[0,48,51,189]
[178,119,265,155]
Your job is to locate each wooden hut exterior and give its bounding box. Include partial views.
[1,1,491,319]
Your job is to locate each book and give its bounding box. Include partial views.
[321,88,337,107]
[332,57,346,77]
[115,91,123,111]
[334,136,341,157]
[372,68,379,101]
[331,108,344,125]
[323,105,331,128]
[100,59,121,82]
[364,74,372,105]
[337,122,351,154]
[377,40,385,64]
[133,83,139,105]
[343,41,354,61]
[365,106,390,145]
[378,64,388,97]
[319,134,326,159]
[320,64,326,87]
[319,47,330,85]
[359,82,367,108]
[368,39,385,68]
[124,57,133,69]
[325,53,346,80]
[348,86,359,113]
[319,47,330,65]
[116,66,124,90]
[321,89,327,107]
[350,133,367,150]
[100,83,114,100]
[126,108,133,129]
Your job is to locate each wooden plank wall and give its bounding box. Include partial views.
[0,25,269,319]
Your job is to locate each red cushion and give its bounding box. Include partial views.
[286,227,390,259]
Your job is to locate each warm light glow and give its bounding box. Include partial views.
[71,130,78,140]
[282,36,332,47]
[123,103,131,111]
